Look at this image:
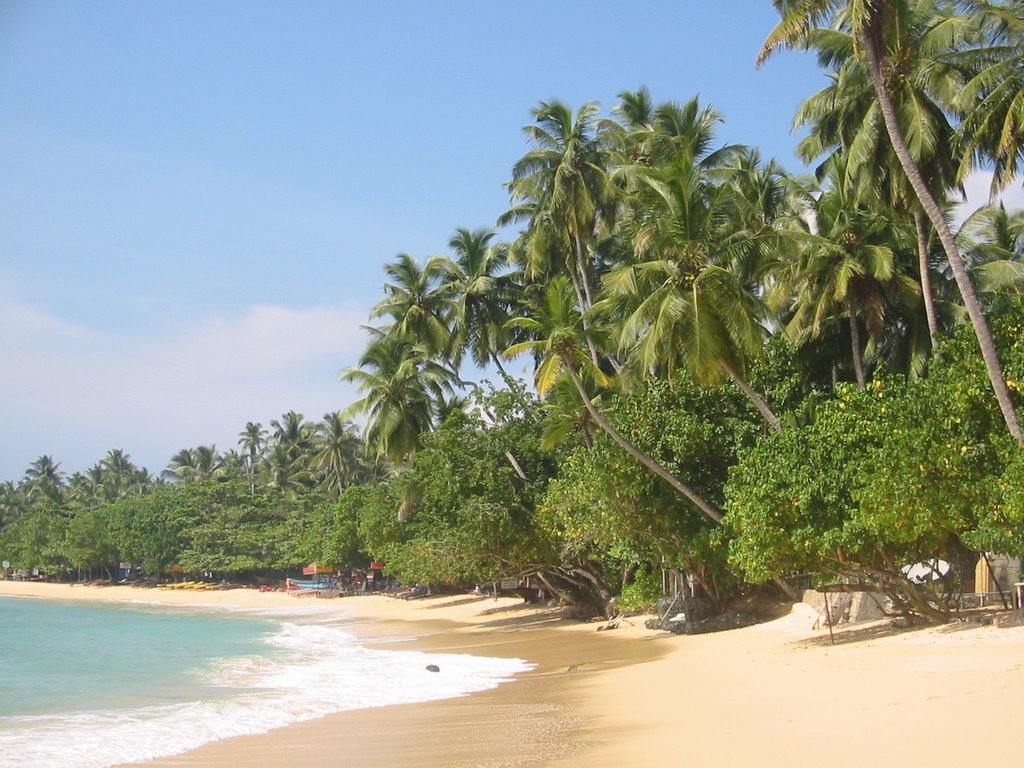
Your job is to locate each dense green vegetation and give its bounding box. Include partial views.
[3,1,1024,622]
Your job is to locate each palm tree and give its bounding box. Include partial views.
[600,100,783,431]
[443,227,515,376]
[957,0,1024,193]
[789,3,965,356]
[505,277,724,524]
[959,203,1024,295]
[502,100,618,316]
[238,421,267,494]
[784,155,917,388]
[341,332,458,463]
[164,448,197,482]
[164,446,222,483]
[312,412,365,496]
[101,449,134,476]
[761,0,1024,442]
[371,253,458,358]
[192,445,224,479]
[612,86,658,162]
[218,450,245,480]
[23,455,66,505]
[539,376,600,451]
[265,442,307,493]
[270,412,313,462]
[66,471,95,508]
[99,449,151,497]
[66,463,108,506]
[613,91,739,172]
[0,479,26,523]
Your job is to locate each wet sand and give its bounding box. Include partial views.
[3,581,1024,767]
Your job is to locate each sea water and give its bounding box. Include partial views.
[0,596,532,768]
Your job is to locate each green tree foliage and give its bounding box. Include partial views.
[108,486,199,575]
[543,373,762,606]
[341,333,458,464]
[602,97,784,430]
[176,481,299,575]
[66,506,121,577]
[617,565,664,612]
[0,503,70,574]
[108,481,315,578]
[783,155,917,388]
[727,298,1024,621]
[351,482,407,574]
[357,394,557,586]
[957,1,1024,192]
[301,491,370,569]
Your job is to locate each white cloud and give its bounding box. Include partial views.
[0,300,369,479]
[158,305,368,378]
[953,171,1024,224]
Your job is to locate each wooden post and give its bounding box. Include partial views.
[825,593,836,646]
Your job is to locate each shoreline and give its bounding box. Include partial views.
[4,581,1024,766]
[0,581,663,767]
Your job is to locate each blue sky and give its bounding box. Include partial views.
[1,1,1019,482]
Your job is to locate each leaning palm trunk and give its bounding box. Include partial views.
[563,364,723,523]
[864,24,1023,444]
[565,359,797,599]
[566,268,588,316]
[565,266,604,369]
[490,352,535,414]
[573,232,596,310]
[503,450,528,481]
[720,359,783,433]
[914,209,942,357]
[472,379,530,482]
[571,232,622,372]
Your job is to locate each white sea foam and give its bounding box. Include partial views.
[0,613,533,768]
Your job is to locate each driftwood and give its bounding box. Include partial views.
[597,613,632,631]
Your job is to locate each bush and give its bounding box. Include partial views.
[617,566,663,612]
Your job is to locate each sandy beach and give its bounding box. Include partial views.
[3,581,1024,767]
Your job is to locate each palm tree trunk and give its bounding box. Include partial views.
[565,267,604,369]
[504,451,528,481]
[581,423,593,452]
[864,23,1023,444]
[848,298,867,390]
[566,268,587,315]
[914,209,941,358]
[491,351,511,381]
[564,364,723,524]
[472,378,531,482]
[490,352,534,412]
[573,232,596,310]
[721,359,782,433]
[570,233,619,371]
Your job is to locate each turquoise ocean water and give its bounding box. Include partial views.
[0,595,532,768]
